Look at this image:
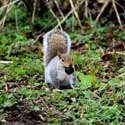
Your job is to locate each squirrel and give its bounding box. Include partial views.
[43,30,77,89]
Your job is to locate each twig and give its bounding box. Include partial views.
[0,0,19,30]
[33,34,42,44]
[118,73,125,78]
[32,0,37,23]
[53,0,85,30]
[71,14,74,32]
[84,0,89,18]
[69,0,84,33]
[115,1,125,13]
[115,51,125,56]
[80,107,84,118]
[107,51,125,56]
[0,0,19,11]
[0,61,13,64]
[0,5,10,30]
[112,0,122,28]
[48,7,63,31]
[96,0,110,23]
[39,114,45,121]
[54,0,64,19]
[15,8,19,32]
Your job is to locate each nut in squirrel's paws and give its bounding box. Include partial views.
[64,65,74,75]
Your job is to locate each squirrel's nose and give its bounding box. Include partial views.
[64,66,74,75]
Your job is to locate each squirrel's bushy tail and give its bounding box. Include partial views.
[43,30,71,67]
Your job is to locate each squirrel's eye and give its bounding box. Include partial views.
[62,59,64,62]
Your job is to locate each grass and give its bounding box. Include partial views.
[0,2,125,124]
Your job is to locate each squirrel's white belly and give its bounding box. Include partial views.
[45,56,76,87]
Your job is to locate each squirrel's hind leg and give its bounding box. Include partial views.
[53,79,61,89]
[45,69,60,89]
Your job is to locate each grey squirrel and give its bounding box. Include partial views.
[43,30,77,89]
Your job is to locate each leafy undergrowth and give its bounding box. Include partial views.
[0,3,125,125]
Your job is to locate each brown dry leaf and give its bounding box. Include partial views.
[71,42,85,53]
[102,53,113,61]
[83,23,91,31]
[110,40,125,51]
[106,31,114,39]
[24,31,34,39]
[74,64,81,71]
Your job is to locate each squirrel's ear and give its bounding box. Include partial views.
[57,51,61,58]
